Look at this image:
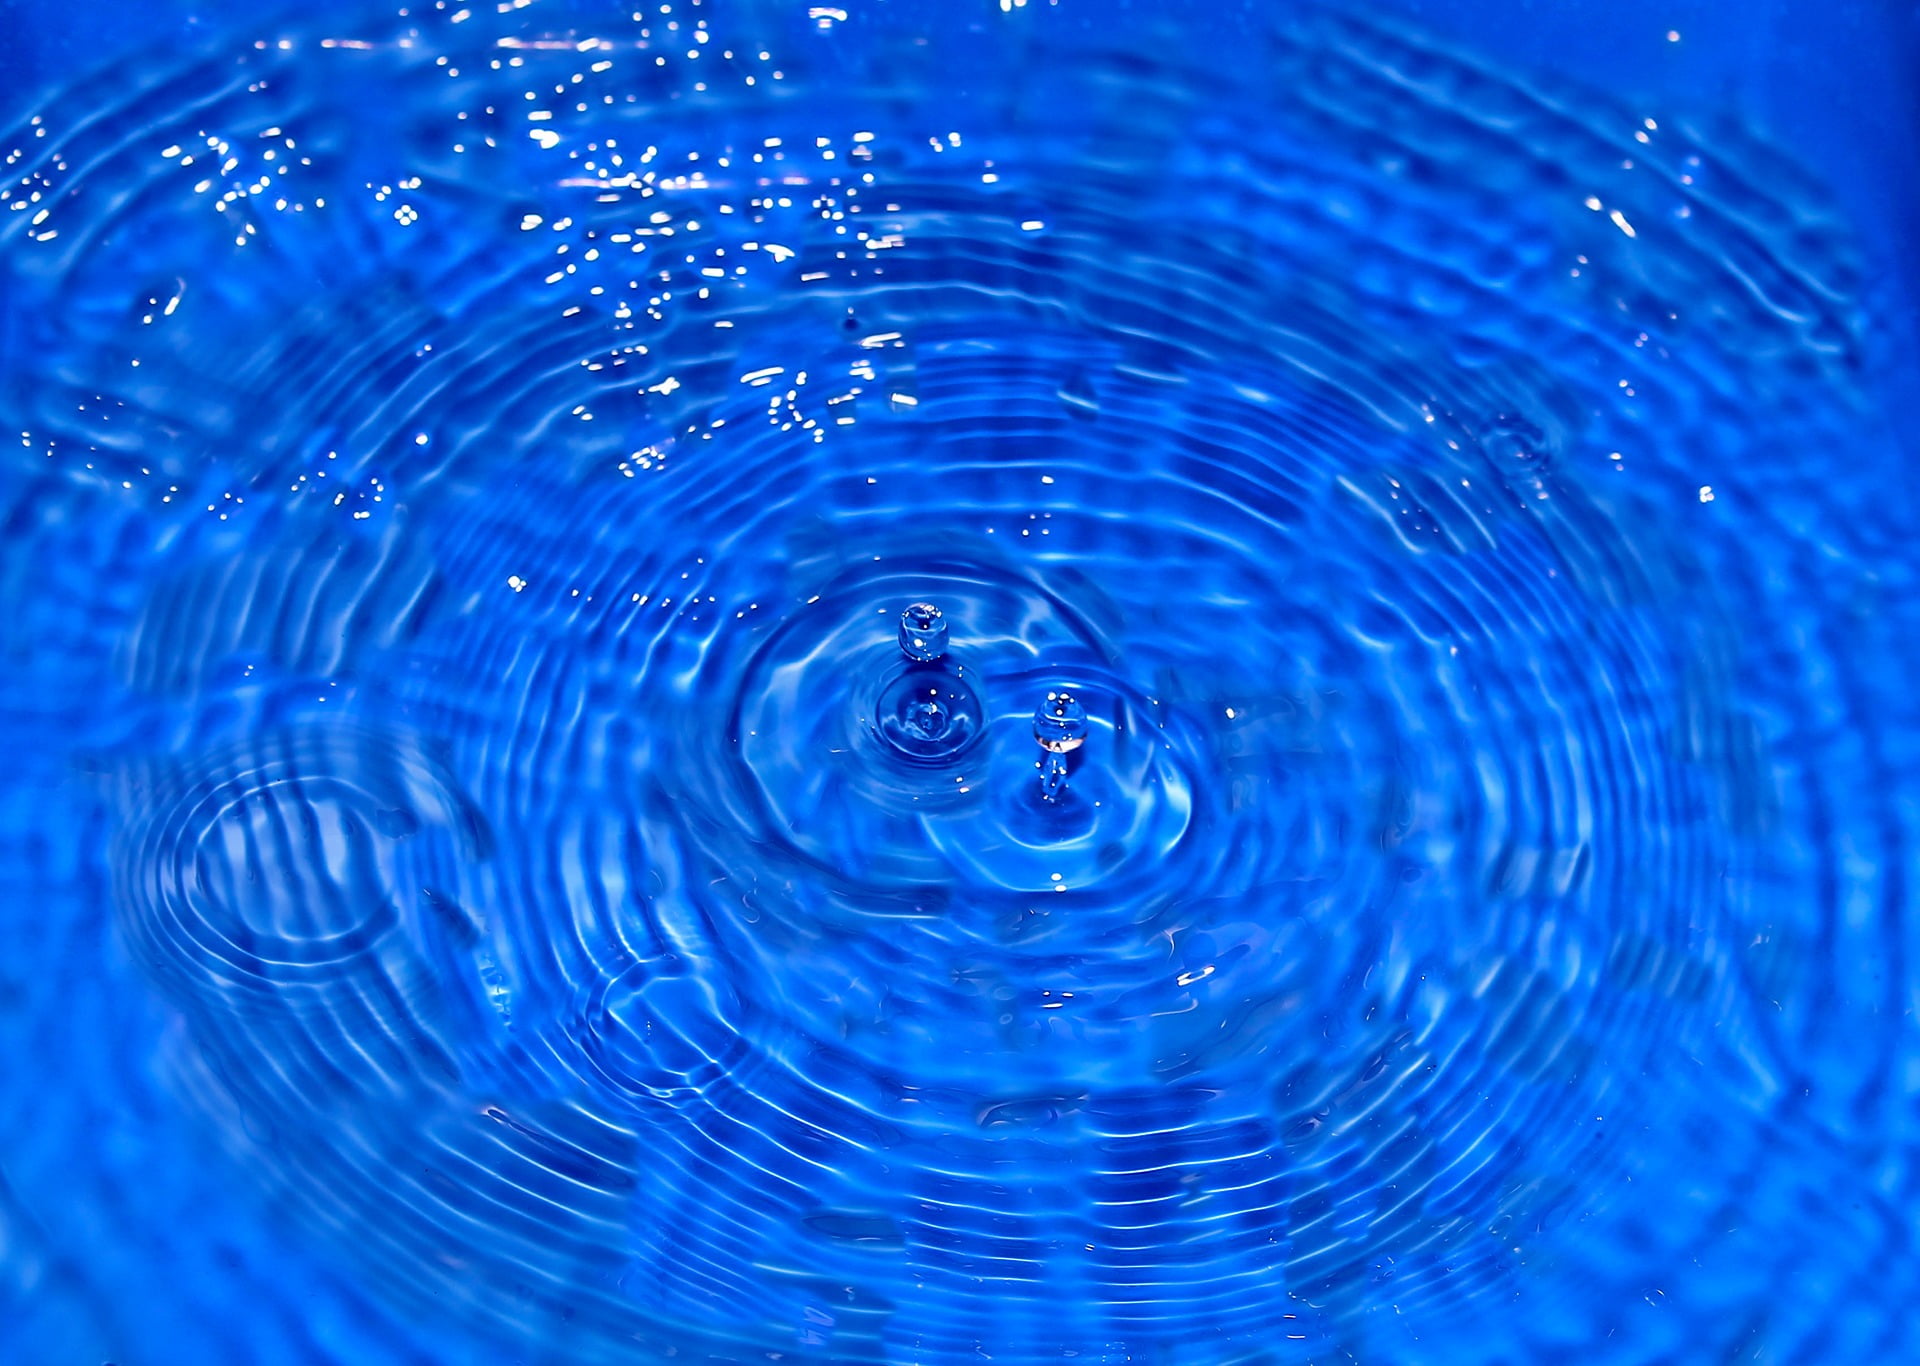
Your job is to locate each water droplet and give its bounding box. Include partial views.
[1033,690,1087,752]
[1033,690,1088,804]
[898,602,948,661]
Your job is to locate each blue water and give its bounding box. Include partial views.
[3,1,1918,1362]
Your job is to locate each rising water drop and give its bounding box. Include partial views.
[898,602,949,662]
[875,603,981,762]
[1033,690,1088,752]
[1033,690,1088,803]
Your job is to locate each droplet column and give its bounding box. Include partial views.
[1032,690,1087,803]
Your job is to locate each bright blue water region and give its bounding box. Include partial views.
[2,1,1917,1362]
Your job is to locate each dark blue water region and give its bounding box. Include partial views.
[1,1,1917,1363]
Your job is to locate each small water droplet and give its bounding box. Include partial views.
[1033,690,1088,804]
[1033,690,1087,752]
[899,602,948,661]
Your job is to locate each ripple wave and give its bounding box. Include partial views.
[4,2,1917,1363]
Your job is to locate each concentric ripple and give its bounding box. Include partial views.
[3,2,1918,1363]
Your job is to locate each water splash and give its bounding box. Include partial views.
[874,663,982,763]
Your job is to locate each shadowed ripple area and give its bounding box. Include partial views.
[1,3,1917,1363]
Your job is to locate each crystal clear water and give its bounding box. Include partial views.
[3,1,1918,1362]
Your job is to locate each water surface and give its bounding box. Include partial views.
[1,2,1916,1362]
